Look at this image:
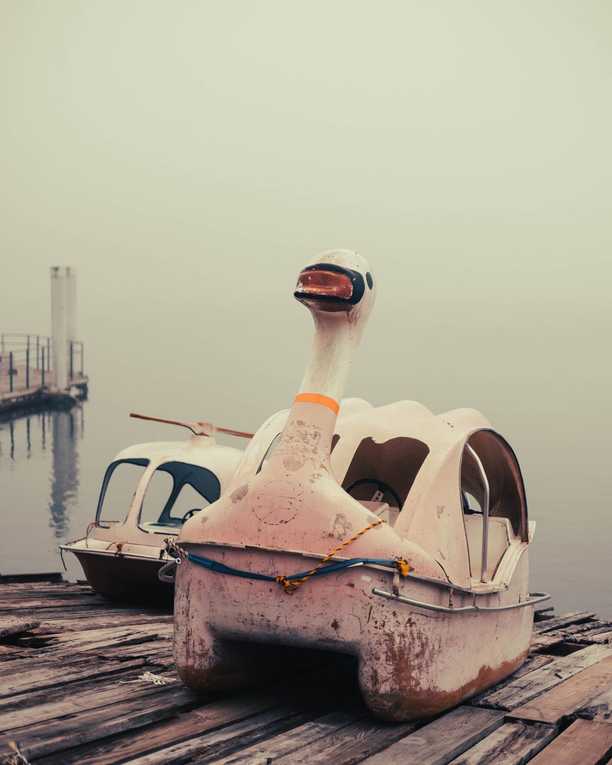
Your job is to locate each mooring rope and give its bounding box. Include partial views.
[166,519,412,595]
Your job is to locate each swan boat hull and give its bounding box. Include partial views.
[174,543,533,721]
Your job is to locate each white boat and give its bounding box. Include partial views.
[61,414,249,604]
[172,250,548,720]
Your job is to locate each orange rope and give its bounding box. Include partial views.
[275,518,389,594]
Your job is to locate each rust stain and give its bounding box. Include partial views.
[361,646,527,721]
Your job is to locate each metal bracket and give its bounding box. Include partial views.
[158,560,177,584]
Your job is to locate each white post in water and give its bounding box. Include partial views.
[65,266,77,380]
[50,266,68,390]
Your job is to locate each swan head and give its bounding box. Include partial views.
[294,250,376,332]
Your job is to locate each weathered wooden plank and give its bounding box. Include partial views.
[0,656,146,698]
[569,629,612,646]
[0,583,89,595]
[19,625,171,656]
[475,644,612,710]
[27,692,286,765]
[515,655,555,676]
[0,595,110,611]
[534,611,596,634]
[0,686,199,761]
[359,706,505,765]
[527,719,612,765]
[445,721,556,765]
[90,639,173,662]
[209,710,361,765]
[0,588,102,602]
[144,654,174,669]
[0,618,40,640]
[118,708,317,765]
[0,653,98,678]
[0,669,181,732]
[12,627,168,648]
[530,620,612,651]
[0,606,166,625]
[23,624,171,646]
[61,623,170,639]
[578,686,612,723]
[508,656,612,724]
[0,582,87,594]
[35,613,173,632]
[267,717,417,765]
[0,645,35,659]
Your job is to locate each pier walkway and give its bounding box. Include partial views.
[0,334,87,414]
[0,578,610,764]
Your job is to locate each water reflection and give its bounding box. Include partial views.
[0,406,83,539]
[48,409,80,537]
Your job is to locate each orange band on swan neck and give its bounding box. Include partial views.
[294,392,340,415]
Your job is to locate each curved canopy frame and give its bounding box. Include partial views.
[461,429,528,542]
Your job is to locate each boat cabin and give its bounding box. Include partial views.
[94,437,243,539]
[61,434,243,603]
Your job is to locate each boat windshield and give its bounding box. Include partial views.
[139,461,221,531]
[96,458,150,526]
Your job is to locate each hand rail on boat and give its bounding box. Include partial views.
[466,444,491,583]
[371,588,550,614]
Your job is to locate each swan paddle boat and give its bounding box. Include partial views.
[61,413,250,604]
[172,250,548,720]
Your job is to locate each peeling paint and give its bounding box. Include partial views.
[331,513,352,539]
[231,484,249,503]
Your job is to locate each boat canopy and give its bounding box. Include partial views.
[223,400,528,589]
[329,401,528,588]
[95,437,243,531]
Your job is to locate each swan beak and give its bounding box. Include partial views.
[294,265,365,311]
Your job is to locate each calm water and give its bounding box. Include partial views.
[1,395,610,618]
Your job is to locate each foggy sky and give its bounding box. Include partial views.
[1,2,611,608]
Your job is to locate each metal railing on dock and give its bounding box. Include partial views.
[0,332,87,409]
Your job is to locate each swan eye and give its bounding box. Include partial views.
[295,270,354,300]
[366,272,373,289]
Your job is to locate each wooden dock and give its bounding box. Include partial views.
[0,333,87,415]
[0,579,610,765]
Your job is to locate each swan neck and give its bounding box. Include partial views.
[298,316,355,401]
[266,315,357,474]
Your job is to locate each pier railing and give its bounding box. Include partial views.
[0,332,85,398]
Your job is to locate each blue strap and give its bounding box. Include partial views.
[186,551,399,583]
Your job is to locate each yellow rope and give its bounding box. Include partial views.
[164,526,412,596]
[275,518,412,594]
